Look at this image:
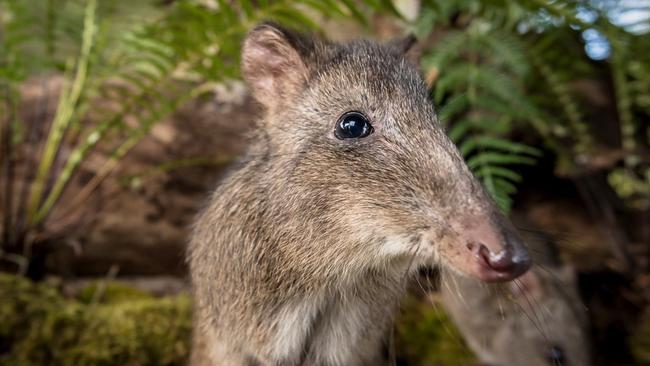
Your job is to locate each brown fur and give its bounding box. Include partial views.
[188,23,529,366]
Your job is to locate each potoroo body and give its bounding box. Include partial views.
[188,23,531,366]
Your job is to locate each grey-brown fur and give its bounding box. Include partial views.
[441,218,591,366]
[188,23,529,366]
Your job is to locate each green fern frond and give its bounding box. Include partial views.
[32,0,396,224]
[29,0,98,224]
[610,35,637,161]
[420,7,545,213]
[432,62,473,103]
[460,136,542,157]
[437,94,469,126]
[421,32,469,70]
[450,115,510,138]
[474,165,523,182]
[466,151,536,170]
[529,45,593,155]
[467,148,537,212]
[482,31,528,76]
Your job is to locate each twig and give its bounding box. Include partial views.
[1,84,15,248]
[89,264,120,305]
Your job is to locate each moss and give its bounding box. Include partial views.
[76,282,153,304]
[630,307,650,365]
[394,294,476,366]
[0,274,191,366]
[1,274,483,366]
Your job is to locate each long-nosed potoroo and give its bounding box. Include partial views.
[188,22,531,366]
[441,218,591,366]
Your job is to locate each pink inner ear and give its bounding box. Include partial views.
[241,28,308,109]
[250,41,291,70]
[245,45,285,94]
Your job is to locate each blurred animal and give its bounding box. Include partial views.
[188,22,531,366]
[441,219,591,366]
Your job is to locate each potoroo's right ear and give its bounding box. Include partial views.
[241,22,313,111]
[387,34,417,54]
[387,34,419,64]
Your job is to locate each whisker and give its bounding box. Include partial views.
[429,270,473,356]
[430,292,470,351]
[447,271,467,307]
[513,278,545,322]
[490,283,507,321]
[511,291,550,344]
[533,264,590,316]
[494,281,551,345]
[512,279,550,343]
[425,270,437,293]
[515,226,587,251]
[413,271,429,297]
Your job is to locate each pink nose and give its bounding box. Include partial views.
[471,242,531,282]
[454,211,532,282]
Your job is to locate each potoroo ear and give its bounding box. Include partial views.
[241,22,313,111]
[387,34,417,53]
[387,34,419,64]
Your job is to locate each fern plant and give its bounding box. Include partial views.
[416,7,545,212]
[531,0,650,209]
[2,0,648,274]
[0,0,395,274]
[412,0,650,212]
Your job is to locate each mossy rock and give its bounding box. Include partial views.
[0,274,191,366]
[395,294,476,366]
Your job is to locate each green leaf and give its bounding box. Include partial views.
[466,152,536,170]
[474,136,542,156]
[475,166,523,182]
[437,94,469,124]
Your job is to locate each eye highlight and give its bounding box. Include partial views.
[335,112,373,139]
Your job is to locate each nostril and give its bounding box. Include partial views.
[473,242,531,281]
[466,233,531,282]
[476,243,516,272]
[481,245,514,271]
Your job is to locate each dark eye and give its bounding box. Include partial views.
[546,345,565,365]
[335,112,373,139]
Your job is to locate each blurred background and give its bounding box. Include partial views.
[0,0,648,365]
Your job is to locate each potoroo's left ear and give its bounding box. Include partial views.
[387,34,419,64]
[241,22,314,112]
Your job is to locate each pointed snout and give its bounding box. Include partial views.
[463,217,531,282]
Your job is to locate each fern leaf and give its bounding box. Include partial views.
[475,166,523,182]
[466,152,536,170]
[437,94,469,126]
